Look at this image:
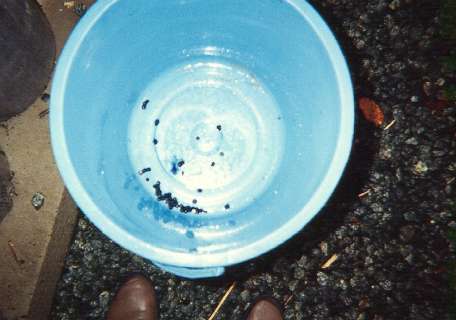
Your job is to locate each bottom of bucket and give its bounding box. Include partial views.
[153,261,225,279]
[128,60,284,214]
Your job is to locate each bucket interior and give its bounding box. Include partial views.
[55,0,347,263]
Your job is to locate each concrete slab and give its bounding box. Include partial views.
[0,95,77,320]
[0,1,94,319]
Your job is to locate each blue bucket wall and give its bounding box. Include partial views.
[51,0,353,278]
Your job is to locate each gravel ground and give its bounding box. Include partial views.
[52,0,456,319]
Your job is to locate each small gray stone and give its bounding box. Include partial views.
[414,161,428,174]
[389,0,401,10]
[405,254,414,264]
[422,81,432,96]
[380,280,393,291]
[355,39,366,49]
[98,291,110,309]
[399,225,415,242]
[357,313,367,320]
[449,163,456,172]
[433,150,446,157]
[436,78,445,87]
[31,192,45,210]
[338,279,348,290]
[240,290,250,302]
[371,203,383,213]
[288,280,299,292]
[297,256,307,268]
[292,302,303,315]
[404,212,418,222]
[319,241,329,256]
[405,137,418,145]
[316,272,329,286]
[294,268,306,280]
[295,313,304,320]
[379,147,392,160]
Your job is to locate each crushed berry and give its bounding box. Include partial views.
[152,181,207,214]
[138,167,151,175]
[152,182,162,197]
[158,192,171,201]
[141,100,150,110]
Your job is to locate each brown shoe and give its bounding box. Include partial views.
[107,275,158,320]
[247,298,283,320]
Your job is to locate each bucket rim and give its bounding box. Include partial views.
[50,0,354,268]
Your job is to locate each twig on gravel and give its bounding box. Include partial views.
[7,240,24,265]
[284,295,294,307]
[64,1,75,8]
[447,177,455,185]
[321,254,338,269]
[208,282,236,320]
[383,119,396,131]
[39,109,49,119]
[358,190,371,198]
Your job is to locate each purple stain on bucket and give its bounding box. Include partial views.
[137,197,155,211]
[170,161,178,175]
[123,175,136,189]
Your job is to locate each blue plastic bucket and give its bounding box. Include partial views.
[51,0,354,278]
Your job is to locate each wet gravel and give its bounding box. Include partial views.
[52,0,455,319]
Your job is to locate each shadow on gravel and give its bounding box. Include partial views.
[199,5,382,286]
[201,117,380,286]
